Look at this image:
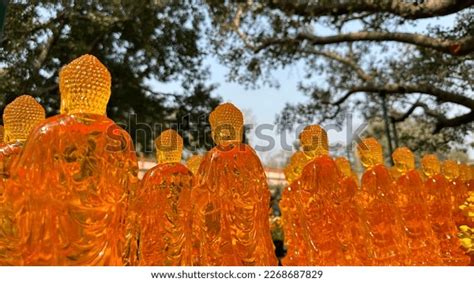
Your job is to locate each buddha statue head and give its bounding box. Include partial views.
[209,103,244,147]
[357,138,383,169]
[3,95,45,143]
[284,151,310,183]
[335,156,353,178]
[442,160,459,181]
[421,154,441,178]
[186,154,203,174]
[392,147,415,174]
[0,125,4,143]
[299,125,329,159]
[59,54,111,115]
[155,129,183,164]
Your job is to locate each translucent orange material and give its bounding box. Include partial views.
[422,155,469,265]
[186,154,203,175]
[280,151,310,266]
[3,95,45,143]
[356,138,408,265]
[134,130,192,266]
[392,147,441,265]
[5,55,138,266]
[191,103,277,266]
[299,125,329,158]
[59,54,111,115]
[442,160,469,226]
[334,156,370,265]
[0,125,4,144]
[459,192,474,265]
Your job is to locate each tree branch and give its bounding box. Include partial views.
[256,31,474,56]
[268,0,474,20]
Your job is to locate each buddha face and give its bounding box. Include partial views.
[357,138,383,169]
[299,125,329,159]
[209,103,244,147]
[3,95,45,143]
[392,147,415,174]
[442,160,459,181]
[335,157,352,177]
[155,129,183,164]
[59,54,111,115]
[421,154,440,178]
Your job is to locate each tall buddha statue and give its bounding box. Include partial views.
[6,54,139,265]
[356,138,407,265]
[191,103,277,266]
[135,130,192,266]
[443,160,469,226]
[0,95,45,266]
[392,147,441,265]
[422,154,469,265]
[296,125,348,265]
[186,154,203,175]
[280,151,310,266]
[334,156,370,265]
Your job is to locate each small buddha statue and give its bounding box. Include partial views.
[334,156,370,265]
[191,103,277,266]
[296,125,348,265]
[135,129,193,266]
[280,151,310,266]
[0,95,45,266]
[186,154,203,175]
[392,147,441,265]
[0,95,45,186]
[6,54,139,265]
[356,138,408,265]
[422,154,469,265]
[443,160,469,226]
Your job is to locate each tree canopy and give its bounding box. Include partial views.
[205,0,473,156]
[0,1,221,153]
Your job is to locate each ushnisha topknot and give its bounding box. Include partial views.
[209,103,244,146]
[59,54,111,115]
[299,125,329,158]
[3,95,46,143]
[155,129,183,164]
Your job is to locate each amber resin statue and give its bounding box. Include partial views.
[356,138,407,265]
[296,125,351,265]
[6,55,138,266]
[186,154,203,175]
[334,156,370,265]
[134,129,193,266]
[422,155,469,265]
[0,96,45,266]
[191,103,277,266]
[280,151,310,266]
[392,147,441,265]
[443,160,469,226]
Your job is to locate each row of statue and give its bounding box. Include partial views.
[0,54,472,266]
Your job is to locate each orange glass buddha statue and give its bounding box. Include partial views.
[280,151,310,266]
[392,147,441,265]
[191,103,277,266]
[186,154,203,175]
[422,154,469,265]
[296,125,349,265]
[334,156,370,265]
[356,138,407,265]
[443,160,469,226]
[0,95,45,266]
[0,95,45,191]
[135,129,193,266]
[6,54,139,265]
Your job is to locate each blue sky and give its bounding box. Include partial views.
[151,14,473,164]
